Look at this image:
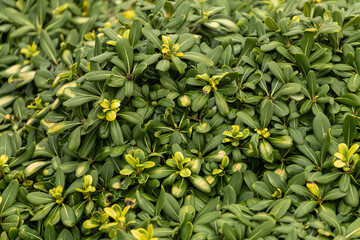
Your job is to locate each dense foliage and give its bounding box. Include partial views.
[1,0,360,239]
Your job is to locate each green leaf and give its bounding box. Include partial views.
[181,52,214,66]
[344,115,357,147]
[270,198,291,220]
[26,192,53,205]
[260,99,273,128]
[223,185,236,205]
[191,93,210,112]
[40,30,57,64]
[222,223,237,240]
[8,142,36,168]
[0,180,19,215]
[264,17,279,30]
[207,45,223,65]
[4,8,35,28]
[214,91,229,116]
[267,61,286,84]
[129,19,142,47]
[307,70,317,98]
[177,33,196,52]
[118,111,143,124]
[154,186,166,216]
[0,133,12,156]
[136,190,155,216]
[196,197,220,220]
[9,25,35,38]
[346,218,360,239]
[60,204,76,228]
[85,70,113,82]
[344,184,359,208]
[323,188,347,201]
[320,129,332,165]
[295,53,310,76]
[116,38,134,74]
[31,202,56,221]
[170,55,186,73]
[259,139,274,163]
[193,211,221,225]
[90,52,117,62]
[156,59,171,72]
[24,161,50,177]
[189,175,211,193]
[57,229,73,240]
[78,128,98,158]
[252,181,273,199]
[109,120,124,146]
[202,134,225,154]
[319,206,341,234]
[102,27,120,41]
[290,185,314,198]
[142,27,162,49]
[18,225,42,240]
[63,88,99,107]
[339,173,351,193]
[347,74,360,92]
[319,22,341,34]
[300,29,317,57]
[249,219,276,240]
[336,93,360,106]
[163,193,180,221]
[180,222,193,240]
[314,171,342,184]
[313,112,331,142]
[294,200,316,218]
[236,111,260,129]
[46,12,71,32]
[47,121,82,136]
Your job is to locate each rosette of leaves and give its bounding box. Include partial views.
[222,125,249,162]
[46,86,143,161]
[101,25,149,98]
[148,146,212,198]
[145,108,192,145]
[83,204,136,238]
[236,104,293,164]
[120,149,155,186]
[187,70,239,117]
[25,185,79,228]
[131,224,157,240]
[141,26,214,73]
[134,191,223,239]
[202,153,247,196]
[186,3,241,38]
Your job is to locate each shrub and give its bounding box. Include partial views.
[1,0,360,239]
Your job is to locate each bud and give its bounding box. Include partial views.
[123,10,135,19]
[97,191,114,207]
[104,22,112,28]
[272,188,282,198]
[232,163,244,172]
[202,85,212,94]
[206,175,216,185]
[125,198,136,208]
[292,16,300,22]
[275,168,286,177]
[306,182,320,198]
[85,200,94,215]
[84,175,93,188]
[177,95,191,107]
